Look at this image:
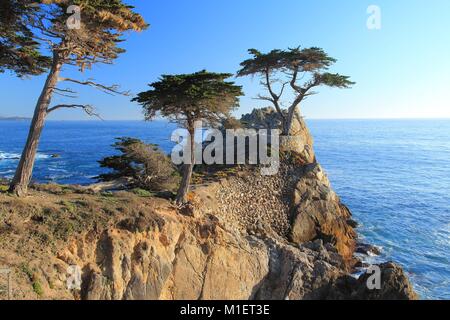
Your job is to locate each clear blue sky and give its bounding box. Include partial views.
[1,0,449,120]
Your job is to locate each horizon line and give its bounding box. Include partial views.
[43,117,450,121]
[2,117,450,121]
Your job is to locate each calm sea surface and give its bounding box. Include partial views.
[0,119,449,299]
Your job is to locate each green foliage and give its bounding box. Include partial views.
[98,137,180,192]
[237,46,354,134]
[20,263,43,296]
[316,72,354,88]
[100,191,115,197]
[1,0,148,76]
[32,280,43,297]
[131,188,154,198]
[238,47,333,77]
[20,263,33,281]
[237,46,354,90]
[0,0,51,76]
[59,200,77,214]
[133,70,243,126]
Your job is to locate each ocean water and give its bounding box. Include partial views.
[0,119,449,299]
[309,119,450,300]
[0,120,178,184]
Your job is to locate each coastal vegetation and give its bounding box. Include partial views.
[1,0,147,197]
[1,3,353,205]
[97,137,180,193]
[0,0,51,76]
[0,2,421,302]
[133,71,243,204]
[237,47,355,136]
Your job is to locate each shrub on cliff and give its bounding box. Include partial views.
[98,138,180,192]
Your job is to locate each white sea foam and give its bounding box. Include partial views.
[36,153,51,160]
[0,152,21,160]
[0,151,50,160]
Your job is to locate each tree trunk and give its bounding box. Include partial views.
[284,104,299,136]
[175,126,195,204]
[9,55,62,197]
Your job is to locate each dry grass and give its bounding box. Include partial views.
[0,182,174,259]
[0,181,177,299]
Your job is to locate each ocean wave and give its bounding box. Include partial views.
[36,153,51,160]
[0,151,50,160]
[48,167,68,172]
[0,152,21,160]
[44,173,74,181]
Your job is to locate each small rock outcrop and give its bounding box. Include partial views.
[241,107,315,163]
[327,262,418,300]
[290,163,356,265]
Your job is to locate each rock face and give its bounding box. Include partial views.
[290,163,356,265]
[327,262,418,300]
[193,161,356,268]
[67,212,270,300]
[56,209,350,300]
[55,210,415,300]
[241,107,315,163]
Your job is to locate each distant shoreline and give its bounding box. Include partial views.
[1,117,450,122]
[0,117,31,121]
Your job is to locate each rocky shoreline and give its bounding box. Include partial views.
[0,108,418,300]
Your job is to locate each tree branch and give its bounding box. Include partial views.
[290,68,306,94]
[51,87,78,98]
[59,78,130,96]
[278,81,289,98]
[255,95,275,103]
[47,104,102,119]
[52,87,77,94]
[264,68,285,121]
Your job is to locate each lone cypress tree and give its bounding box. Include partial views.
[2,0,148,196]
[133,70,243,204]
[237,47,354,136]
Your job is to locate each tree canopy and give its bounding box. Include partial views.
[1,0,148,76]
[0,0,51,76]
[133,70,243,127]
[237,47,354,135]
[133,70,243,204]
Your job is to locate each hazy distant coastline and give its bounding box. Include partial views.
[0,116,31,121]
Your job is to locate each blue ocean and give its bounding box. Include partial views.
[0,119,449,299]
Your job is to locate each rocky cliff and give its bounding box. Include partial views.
[0,189,417,300]
[0,108,417,300]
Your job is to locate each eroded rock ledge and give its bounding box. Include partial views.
[53,204,415,300]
